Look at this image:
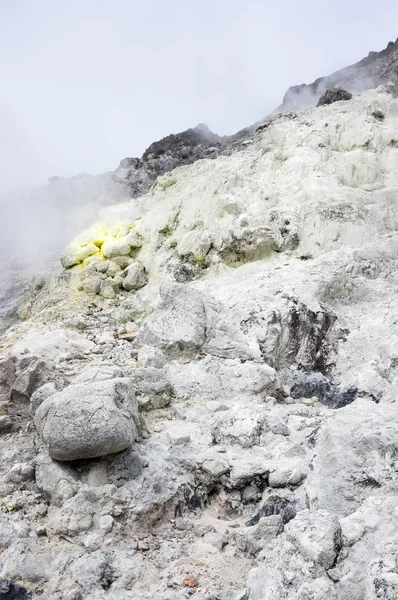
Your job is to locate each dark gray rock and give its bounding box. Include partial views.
[316,88,353,107]
[0,579,31,600]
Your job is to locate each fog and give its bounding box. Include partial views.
[2,1,398,189]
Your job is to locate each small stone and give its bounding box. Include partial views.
[202,532,226,551]
[327,568,342,582]
[100,281,117,299]
[166,426,191,446]
[96,260,110,273]
[83,533,103,551]
[122,261,148,291]
[0,415,12,433]
[124,229,143,248]
[137,540,150,551]
[201,457,230,478]
[242,484,259,502]
[99,515,114,533]
[112,256,132,268]
[36,526,47,536]
[36,503,48,517]
[82,274,102,294]
[106,261,122,277]
[64,317,87,330]
[268,466,307,487]
[183,575,199,588]
[174,518,194,531]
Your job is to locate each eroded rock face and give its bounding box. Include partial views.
[34,378,139,461]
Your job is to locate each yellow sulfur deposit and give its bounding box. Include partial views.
[60,222,142,270]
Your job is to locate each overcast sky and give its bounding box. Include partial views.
[1,0,398,191]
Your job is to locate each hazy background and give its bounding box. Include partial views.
[1,0,398,191]
[1,0,398,328]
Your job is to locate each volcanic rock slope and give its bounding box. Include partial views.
[1,88,398,599]
[279,38,398,111]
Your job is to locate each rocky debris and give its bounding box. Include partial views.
[61,222,147,299]
[34,378,140,460]
[220,226,282,266]
[278,38,398,111]
[69,363,123,385]
[316,87,353,106]
[211,406,269,448]
[285,509,341,569]
[245,494,296,526]
[288,371,357,409]
[129,367,174,410]
[137,345,166,369]
[0,353,55,411]
[68,550,109,593]
[11,329,95,363]
[35,453,79,506]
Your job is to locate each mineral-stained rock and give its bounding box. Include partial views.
[34,378,139,460]
[101,239,130,258]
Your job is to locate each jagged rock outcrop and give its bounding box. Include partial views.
[278,38,398,111]
[113,123,228,197]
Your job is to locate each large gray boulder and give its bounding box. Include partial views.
[34,378,139,461]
